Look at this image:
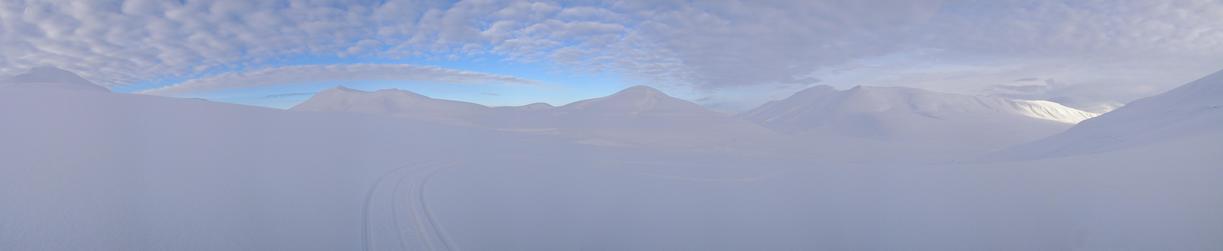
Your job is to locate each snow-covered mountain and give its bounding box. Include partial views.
[294,85,777,149]
[495,102,555,111]
[740,85,1098,151]
[552,86,737,127]
[997,68,1223,160]
[1006,99,1102,124]
[557,86,718,116]
[2,66,110,92]
[293,85,730,126]
[291,86,492,126]
[548,85,779,148]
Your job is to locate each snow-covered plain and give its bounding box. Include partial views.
[1,68,1221,250]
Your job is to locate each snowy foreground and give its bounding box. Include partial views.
[2,68,1222,250]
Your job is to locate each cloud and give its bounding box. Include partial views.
[926,0,1223,56]
[141,64,539,95]
[2,0,1223,108]
[0,1,942,89]
[0,0,450,87]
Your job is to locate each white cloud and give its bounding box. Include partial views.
[140,64,539,96]
[1,0,1223,108]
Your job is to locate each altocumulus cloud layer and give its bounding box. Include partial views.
[2,0,1223,105]
[140,64,539,95]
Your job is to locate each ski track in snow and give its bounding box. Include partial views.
[363,161,457,251]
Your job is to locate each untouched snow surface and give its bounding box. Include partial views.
[0,83,543,250]
[2,68,1221,250]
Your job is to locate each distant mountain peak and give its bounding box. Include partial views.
[520,102,555,109]
[608,85,667,99]
[559,85,715,115]
[494,102,556,112]
[292,86,490,126]
[842,85,886,95]
[372,88,428,98]
[740,85,1096,148]
[316,86,430,99]
[843,85,924,94]
[799,84,837,92]
[3,66,109,92]
[788,85,838,98]
[329,86,363,93]
[752,85,1098,124]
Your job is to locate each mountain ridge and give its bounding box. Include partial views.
[2,66,110,92]
[996,68,1223,160]
[737,85,1099,153]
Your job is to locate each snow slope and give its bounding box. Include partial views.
[0,77,563,250]
[3,67,1221,250]
[1007,99,1101,124]
[740,85,1098,152]
[997,68,1223,160]
[424,131,1223,250]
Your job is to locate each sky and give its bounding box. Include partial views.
[2,0,1223,112]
